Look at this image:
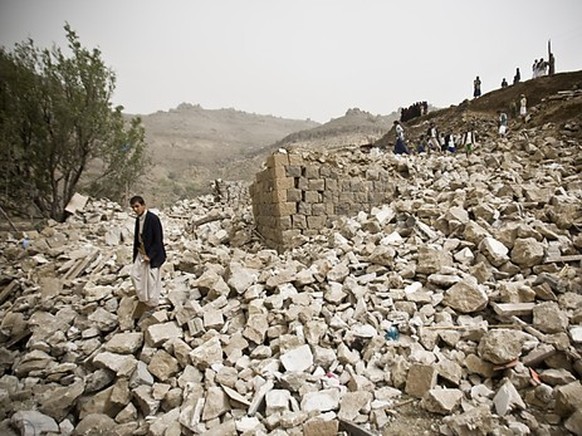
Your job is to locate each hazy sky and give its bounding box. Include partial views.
[1,0,581,123]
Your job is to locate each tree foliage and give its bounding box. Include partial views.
[0,23,149,221]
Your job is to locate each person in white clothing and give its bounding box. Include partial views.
[519,94,528,120]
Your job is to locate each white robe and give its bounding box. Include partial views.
[131,252,162,306]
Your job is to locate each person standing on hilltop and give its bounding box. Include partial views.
[473,76,482,98]
[513,67,521,85]
[549,52,555,75]
[393,121,409,155]
[130,195,166,308]
[501,78,508,88]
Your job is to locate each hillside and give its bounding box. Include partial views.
[218,107,402,188]
[375,70,582,149]
[131,104,319,206]
[136,104,404,207]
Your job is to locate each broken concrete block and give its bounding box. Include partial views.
[148,350,179,382]
[133,385,160,416]
[338,391,373,420]
[189,336,223,369]
[74,413,116,436]
[421,388,463,414]
[301,389,340,413]
[443,280,488,313]
[554,381,582,417]
[202,387,230,421]
[93,352,137,376]
[303,417,339,436]
[280,344,313,372]
[479,237,509,267]
[11,410,59,435]
[266,389,291,415]
[565,408,582,435]
[493,380,526,416]
[477,329,525,365]
[570,326,582,344]
[145,322,183,347]
[104,332,144,354]
[510,237,545,268]
[532,301,569,333]
[405,364,438,399]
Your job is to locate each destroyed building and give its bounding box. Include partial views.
[0,76,582,435]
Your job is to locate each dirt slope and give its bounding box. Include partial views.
[375,70,582,149]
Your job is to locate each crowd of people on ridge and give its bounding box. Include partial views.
[391,120,478,157]
[532,54,555,78]
[389,46,556,157]
[400,101,428,123]
[391,92,530,156]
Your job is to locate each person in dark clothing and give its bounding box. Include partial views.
[393,121,409,155]
[513,67,521,85]
[130,195,166,307]
[473,76,482,98]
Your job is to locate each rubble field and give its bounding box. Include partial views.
[1,77,582,435]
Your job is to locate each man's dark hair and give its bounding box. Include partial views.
[129,195,145,206]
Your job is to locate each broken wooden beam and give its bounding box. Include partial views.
[0,280,19,306]
[0,204,19,233]
[62,251,100,282]
[190,212,229,228]
[544,254,582,263]
[491,302,535,317]
[522,344,556,367]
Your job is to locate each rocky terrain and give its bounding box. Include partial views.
[0,71,581,435]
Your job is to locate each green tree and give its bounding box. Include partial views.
[0,23,149,221]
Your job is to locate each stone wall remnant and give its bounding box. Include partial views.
[249,148,397,250]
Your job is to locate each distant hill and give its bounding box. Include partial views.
[127,103,319,206]
[132,104,403,206]
[214,108,404,188]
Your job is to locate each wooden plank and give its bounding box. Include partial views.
[339,419,377,436]
[4,330,31,349]
[490,302,535,317]
[423,324,518,331]
[0,205,19,233]
[522,344,556,367]
[544,254,582,264]
[0,280,19,306]
[63,251,99,282]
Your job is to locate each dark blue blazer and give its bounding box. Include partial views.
[133,211,166,268]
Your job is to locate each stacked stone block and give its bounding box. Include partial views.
[212,179,250,207]
[250,149,396,250]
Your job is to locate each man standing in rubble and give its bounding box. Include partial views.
[130,195,166,308]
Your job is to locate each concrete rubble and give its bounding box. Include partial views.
[0,121,581,435]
